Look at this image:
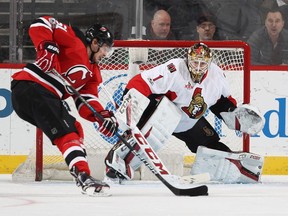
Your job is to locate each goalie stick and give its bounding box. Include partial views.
[52,69,208,196]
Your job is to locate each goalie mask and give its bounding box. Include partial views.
[187,42,212,83]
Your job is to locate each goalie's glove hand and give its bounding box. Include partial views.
[34,40,59,72]
[220,104,264,135]
[95,110,119,137]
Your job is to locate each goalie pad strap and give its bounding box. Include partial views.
[235,117,240,131]
[228,159,260,182]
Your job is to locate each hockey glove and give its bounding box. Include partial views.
[95,110,119,137]
[220,104,264,135]
[34,40,59,72]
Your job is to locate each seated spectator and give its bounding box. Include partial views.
[261,0,288,29]
[195,14,220,40]
[144,9,176,40]
[247,8,288,65]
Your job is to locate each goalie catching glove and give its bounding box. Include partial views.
[94,110,119,137]
[34,40,59,72]
[220,104,264,135]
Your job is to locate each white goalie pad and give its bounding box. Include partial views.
[115,88,150,131]
[128,96,182,170]
[220,104,264,135]
[114,91,182,171]
[141,96,182,151]
[191,146,264,183]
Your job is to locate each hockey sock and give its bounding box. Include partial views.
[54,132,90,175]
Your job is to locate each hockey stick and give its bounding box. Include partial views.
[99,83,119,109]
[52,69,208,196]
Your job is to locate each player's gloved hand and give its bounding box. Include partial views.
[95,110,119,137]
[34,40,59,72]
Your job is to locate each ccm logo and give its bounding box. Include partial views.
[134,132,169,175]
[250,155,261,160]
[118,94,132,114]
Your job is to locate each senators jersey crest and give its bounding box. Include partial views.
[181,87,207,119]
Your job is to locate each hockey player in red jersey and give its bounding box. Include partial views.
[11,16,118,195]
[105,42,264,183]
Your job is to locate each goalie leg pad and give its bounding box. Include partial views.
[191,146,264,183]
[127,96,182,169]
[108,94,182,178]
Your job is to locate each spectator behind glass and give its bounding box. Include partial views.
[247,8,288,65]
[145,9,175,40]
[196,15,219,40]
[261,0,288,29]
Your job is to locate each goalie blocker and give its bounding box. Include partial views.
[105,88,264,183]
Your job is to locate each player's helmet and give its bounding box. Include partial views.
[85,24,114,47]
[187,42,212,83]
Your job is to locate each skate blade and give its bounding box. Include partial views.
[82,187,112,197]
[104,176,126,185]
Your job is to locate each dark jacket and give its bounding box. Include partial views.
[247,26,288,65]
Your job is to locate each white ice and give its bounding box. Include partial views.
[1,174,288,216]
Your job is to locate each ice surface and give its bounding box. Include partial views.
[1,175,288,216]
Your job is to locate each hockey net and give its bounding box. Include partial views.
[12,40,251,181]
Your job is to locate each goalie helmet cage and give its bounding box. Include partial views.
[14,40,251,182]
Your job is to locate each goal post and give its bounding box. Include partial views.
[12,40,251,181]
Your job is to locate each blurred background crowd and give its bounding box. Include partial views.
[0,0,287,65]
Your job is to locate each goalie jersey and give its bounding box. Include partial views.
[126,58,237,133]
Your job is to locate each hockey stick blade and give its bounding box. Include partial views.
[171,185,208,196]
[159,174,208,196]
[127,147,208,196]
[51,69,208,196]
[124,126,208,196]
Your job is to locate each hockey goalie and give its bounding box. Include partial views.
[104,42,265,184]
